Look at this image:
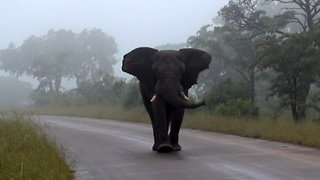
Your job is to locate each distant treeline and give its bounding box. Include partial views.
[1,0,320,122]
[0,77,33,108]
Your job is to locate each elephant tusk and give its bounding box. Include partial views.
[180,91,190,101]
[150,94,157,103]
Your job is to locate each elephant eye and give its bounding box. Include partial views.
[180,63,185,72]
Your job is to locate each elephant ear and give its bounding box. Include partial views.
[179,48,211,89]
[122,47,158,85]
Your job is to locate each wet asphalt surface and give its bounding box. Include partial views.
[38,116,320,180]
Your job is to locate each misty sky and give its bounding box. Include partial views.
[1,0,228,86]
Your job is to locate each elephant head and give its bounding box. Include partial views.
[122,47,211,109]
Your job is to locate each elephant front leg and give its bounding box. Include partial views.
[141,102,159,151]
[169,108,184,151]
[139,85,160,151]
[152,97,172,153]
[151,120,160,151]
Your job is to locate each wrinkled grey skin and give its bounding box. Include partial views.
[122,47,211,153]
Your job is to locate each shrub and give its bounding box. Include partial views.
[206,78,250,110]
[121,79,142,108]
[214,98,259,116]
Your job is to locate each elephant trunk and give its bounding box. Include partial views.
[163,92,205,109]
[155,80,205,109]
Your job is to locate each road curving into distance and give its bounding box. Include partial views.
[39,116,320,180]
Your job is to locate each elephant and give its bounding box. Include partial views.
[122,47,211,153]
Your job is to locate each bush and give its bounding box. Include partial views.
[30,90,87,106]
[206,78,250,110]
[307,91,320,122]
[29,76,145,108]
[121,79,142,108]
[214,98,259,116]
[30,90,61,106]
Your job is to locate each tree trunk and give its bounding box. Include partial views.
[250,68,255,104]
[291,76,300,122]
[47,78,54,92]
[296,82,311,120]
[290,75,311,122]
[305,0,314,30]
[54,75,62,93]
[291,101,299,122]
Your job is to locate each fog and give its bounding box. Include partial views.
[1,0,228,80]
[0,0,228,107]
[1,0,319,122]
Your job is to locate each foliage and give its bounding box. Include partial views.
[0,28,117,93]
[205,78,259,116]
[72,29,117,86]
[258,32,320,121]
[30,90,87,107]
[2,0,320,121]
[120,78,143,108]
[76,73,116,104]
[307,91,320,121]
[264,0,320,32]
[0,28,120,108]
[187,25,239,95]
[219,0,293,35]
[30,76,143,108]
[188,0,320,120]
[206,78,250,109]
[188,0,293,104]
[30,91,61,106]
[214,98,259,116]
[155,43,186,50]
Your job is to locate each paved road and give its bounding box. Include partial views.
[39,116,320,180]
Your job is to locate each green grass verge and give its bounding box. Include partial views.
[0,112,74,180]
[24,105,320,149]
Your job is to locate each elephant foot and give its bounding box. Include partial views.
[152,144,158,151]
[157,143,173,153]
[172,144,181,151]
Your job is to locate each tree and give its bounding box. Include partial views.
[0,30,76,92]
[206,78,250,109]
[0,43,24,76]
[188,0,291,103]
[121,78,142,108]
[155,43,186,50]
[265,0,320,32]
[258,32,320,121]
[0,29,117,93]
[258,0,320,121]
[72,29,117,86]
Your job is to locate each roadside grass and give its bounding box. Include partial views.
[0,112,74,180]
[24,105,320,149]
[183,112,320,148]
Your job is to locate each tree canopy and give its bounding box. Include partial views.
[188,0,320,121]
[0,28,117,93]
